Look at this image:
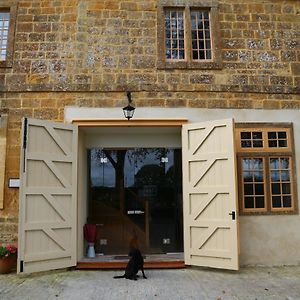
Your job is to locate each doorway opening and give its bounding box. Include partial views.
[87,147,183,256]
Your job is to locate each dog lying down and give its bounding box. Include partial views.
[113,248,147,280]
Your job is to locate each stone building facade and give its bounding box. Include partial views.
[0,0,299,269]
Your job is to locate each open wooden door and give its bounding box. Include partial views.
[18,118,78,274]
[182,118,239,270]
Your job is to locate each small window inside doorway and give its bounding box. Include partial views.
[87,148,183,255]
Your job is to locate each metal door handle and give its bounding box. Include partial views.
[229,211,236,220]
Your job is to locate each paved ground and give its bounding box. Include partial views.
[0,266,300,300]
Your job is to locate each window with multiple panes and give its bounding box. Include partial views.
[157,0,222,69]
[0,1,17,68]
[236,124,297,215]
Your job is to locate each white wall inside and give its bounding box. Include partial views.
[68,107,300,266]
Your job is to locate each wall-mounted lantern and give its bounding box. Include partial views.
[122,92,135,120]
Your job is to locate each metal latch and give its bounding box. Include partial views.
[229,211,236,220]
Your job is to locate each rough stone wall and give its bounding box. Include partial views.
[0,0,299,243]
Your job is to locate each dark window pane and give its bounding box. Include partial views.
[179,50,185,59]
[272,196,281,208]
[190,12,196,20]
[254,158,263,170]
[178,11,184,19]
[192,51,198,59]
[281,171,290,181]
[205,40,211,49]
[179,39,184,49]
[252,132,262,139]
[191,30,197,39]
[253,141,263,147]
[244,184,253,195]
[203,11,209,19]
[206,51,211,59]
[199,40,205,50]
[166,30,171,38]
[272,183,281,194]
[172,29,177,38]
[199,51,205,59]
[199,31,204,39]
[282,183,291,194]
[179,18,184,29]
[198,20,203,30]
[271,171,280,182]
[192,40,198,49]
[171,50,177,59]
[283,196,292,207]
[255,197,265,208]
[243,159,252,171]
[255,184,264,195]
[278,140,287,147]
[166,39,171,48]
[245,197,254,208]
[270,158,280,170]
[166,50,171,59]
[241,140,251,148]
[241,132,251,139]
[280,158,290,169]
[205,30,210,39]
[243,171,253,182]
[268,132,277,139]
[254,171,264,182]
[278,132,287,139]
[179,30,184,38]
[191,19,196,30]
[172,40,178,48]
[171,11,176,18]
[204,21,210,29]
[269,140,277,147]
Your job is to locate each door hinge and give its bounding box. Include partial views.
[20,260,24,273]
[229,211,236,220]
[23,118,28,173]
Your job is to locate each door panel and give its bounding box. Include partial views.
[182,119,239,270]
[18,118,78,274]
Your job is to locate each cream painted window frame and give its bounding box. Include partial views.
[235,123,298,215]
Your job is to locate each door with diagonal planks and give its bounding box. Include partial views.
[182,119,239,270]
[18,118,78,274]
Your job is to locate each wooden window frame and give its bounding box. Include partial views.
[157,0,222,70]
[0,0,17,68]
[236,123,298,215]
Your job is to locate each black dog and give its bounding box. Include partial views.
[113,248,147,280]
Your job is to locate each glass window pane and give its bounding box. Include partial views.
[255,197,265,208]
[270,158,280,169]
[252,132,262,139]
[271,183,281,194]
[192,30,197,39]
[254,171,264,182]
[199,51,205,59]
[179,30,184,38]
[281,170,290,181]
[179,50,185,59]
[243,158,252,171]
[253,140,263,147]
[271,171,280,182]
[199,31,204,39]
[179,39,184,49]
[282,183,291,194]
[241,140,251,148]
[192,40,197,49]
[254,184,264,195]
[205,40,211,49]
[204,21,210,29]
[206,50,212,59]
[166,30,171,38]
[243,171,253,182]
[278,132,286,139]
[203,11,209,19]
[244,184,253,195]
[254,158,263,170]
[269,140,277,147]
[278,140,287,147]
[205,30,210,39]
[192,51,198,59]
[241,132,251,139]
[283,196,292,207]
[280,158,290,169]
[272,196,281,208]
[268,132,277,139]
[199,40,205,50]
[245,197,254,208]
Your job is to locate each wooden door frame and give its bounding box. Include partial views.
[72,118,188,262]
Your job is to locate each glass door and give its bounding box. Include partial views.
[88,148,183,255]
